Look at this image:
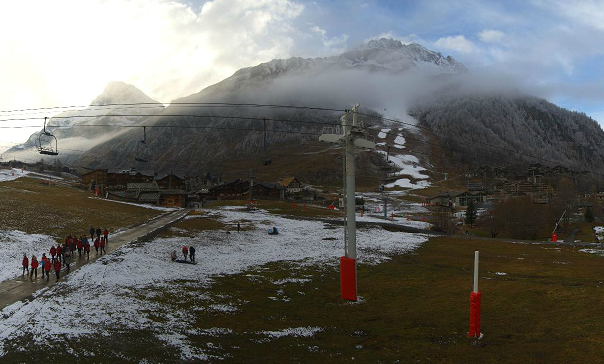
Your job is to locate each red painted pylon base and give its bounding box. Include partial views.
[340,256,357,301]
[469,291,482,338]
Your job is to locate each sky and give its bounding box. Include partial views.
[1,0,604,150]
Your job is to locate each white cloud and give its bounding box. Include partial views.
[0,0,306,144]
[364,32,424,45]
[309,25,348,52]
[478,29,505,43]
[434,35,476,54]
[534,0,604,31]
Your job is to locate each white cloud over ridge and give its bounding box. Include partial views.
[478,29,505,43]
[434,35,476,54]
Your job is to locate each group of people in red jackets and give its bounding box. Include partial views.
[21,227,110,282]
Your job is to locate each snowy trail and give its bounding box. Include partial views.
[0,209,188,310]
[0,206,428,360]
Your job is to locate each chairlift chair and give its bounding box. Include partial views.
[36,117,59,156]
[134,126,149,163]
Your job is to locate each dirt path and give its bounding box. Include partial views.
[0,209,189,310]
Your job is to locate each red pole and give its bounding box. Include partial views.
[469,251,482,338]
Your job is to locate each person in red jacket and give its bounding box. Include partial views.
[94,238,99,254]
[56,244,62,263]
[50,245,57,263]
[53,259,61,280]
[30,255,38,279]
[103,228,109,244]
[43,255,51,281]
[182,246,188,261]
[100,237,106,255]
[77,239,83,257]
[22,254,29,276]
[84,240,91,260]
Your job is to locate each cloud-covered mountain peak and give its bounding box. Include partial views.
[91,81,163,106]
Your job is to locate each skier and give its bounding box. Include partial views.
[103,228,109,244]
[90,226,95,240]
[22,254,29,276]
[53,258,61,280]
[30,255,38,279]
[50,245,57,263]
[100,237,106,255]
[84,239,90,260]
[96,227,101,240]
[93,237,99,254]
[182,246,188,261]
[189,246,196,263]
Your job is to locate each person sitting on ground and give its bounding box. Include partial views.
[182,246,188,261]
[22,254,29,276]
[170,250,177,262]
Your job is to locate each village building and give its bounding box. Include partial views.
[427,190,486,208]
[155,173,185,190]
[106,181,187,207]
[280,177,302,195]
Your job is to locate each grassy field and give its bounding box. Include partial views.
[0,177,162,239]
[145,236,602,363]
[10,227,600,363]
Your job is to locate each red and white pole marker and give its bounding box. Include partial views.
[551,233,557,243]
[469,250,482,338]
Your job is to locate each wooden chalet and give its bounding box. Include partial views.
[156,173,185,190]
[280,177,302,195]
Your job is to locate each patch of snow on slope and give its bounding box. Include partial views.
[0,207,427,359]
[0,231,57,283]
[0,169,29,183]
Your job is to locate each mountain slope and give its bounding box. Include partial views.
[410,93,604,172]
[7,82,164,163]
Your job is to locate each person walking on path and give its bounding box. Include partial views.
[103,228,109,244]
[90,226,95,240]
[96,227,101,240]
[53,259,61,281]
[100,237,106,255]
[182,246,188,261]
[94,238,99,254]
[22,254,29,276]
[77,238,83,257]
[189,246,196,263]
[50,245,57,263]
[43,255,51,281]
[56,244,62,263]
[84,240,90,260]
[64,250,72,272]
[30,255,38,279]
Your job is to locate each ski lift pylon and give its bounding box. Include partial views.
[37,117,59,156]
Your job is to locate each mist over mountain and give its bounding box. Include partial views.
[11,39,604,186]
[7,81,164,163]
